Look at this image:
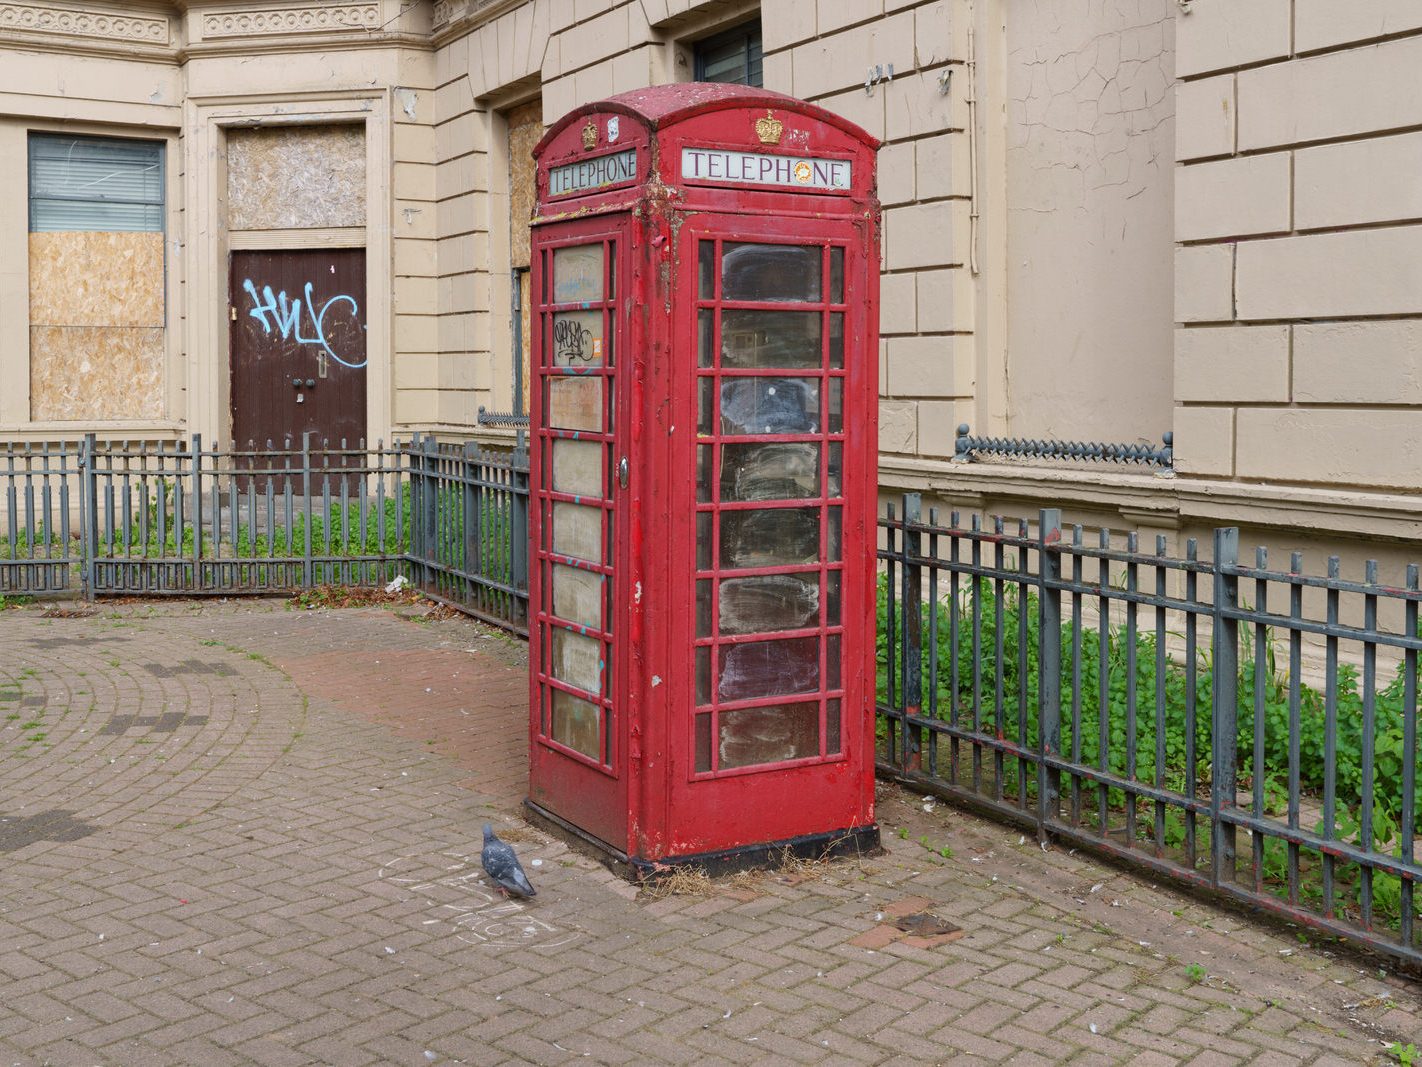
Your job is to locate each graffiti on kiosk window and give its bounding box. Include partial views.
[242,277,367,368]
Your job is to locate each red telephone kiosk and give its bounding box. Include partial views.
[525,84,880,875]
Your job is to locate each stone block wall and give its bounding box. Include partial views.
[1173,0,1422,491]
[431,0,974,445]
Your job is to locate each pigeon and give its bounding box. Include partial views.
[481,823,537,899]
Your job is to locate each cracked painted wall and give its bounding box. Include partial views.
[1004,0,1175,443]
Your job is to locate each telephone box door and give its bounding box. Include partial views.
[527,220,632,850]
[667,214,876,851]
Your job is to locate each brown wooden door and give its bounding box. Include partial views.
[230,249,367,453]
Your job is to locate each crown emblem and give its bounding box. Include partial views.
[754,110,783,145]
[581,120,598,150]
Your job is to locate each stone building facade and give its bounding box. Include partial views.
[0,0,1417,575]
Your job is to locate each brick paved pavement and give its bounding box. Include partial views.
[1,599,1418,1066]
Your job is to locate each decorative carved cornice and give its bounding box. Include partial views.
[0,3,169,44]
[201,3,380,39]
[432,0,523,40]
[431,0,458,27]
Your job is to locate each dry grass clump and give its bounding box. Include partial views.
[639,865,715,899]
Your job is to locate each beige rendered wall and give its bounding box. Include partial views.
[0,0,437,448]
[0,10,183,440]
[431,0,974,445]
[1173,0,1422,493]
[1000,0,1176,444]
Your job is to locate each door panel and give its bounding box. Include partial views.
[230,249,367,452]
[528,224,630,851]
[669,216,874,854]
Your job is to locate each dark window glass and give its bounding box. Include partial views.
[694,21,763,87]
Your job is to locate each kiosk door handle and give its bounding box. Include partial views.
[617,456,629,489]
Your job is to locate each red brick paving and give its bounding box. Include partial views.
[0,599,1417,1066]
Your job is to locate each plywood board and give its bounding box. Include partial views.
[30,326,164,421]
[228,125,366,230]
[506,99,542,269]
[28,232,165,327]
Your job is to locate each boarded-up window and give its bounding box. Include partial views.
[506,100,542,413]
[227,125,365,231]
[27,134,165,421]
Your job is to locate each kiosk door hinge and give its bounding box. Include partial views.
[617,456,629,489]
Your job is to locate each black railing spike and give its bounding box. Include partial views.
[952,424,1173,469]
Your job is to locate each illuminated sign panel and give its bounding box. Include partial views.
[681,147,852,190]
[549,149,637,196]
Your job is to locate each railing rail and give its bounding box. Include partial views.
[878,493,1421,969]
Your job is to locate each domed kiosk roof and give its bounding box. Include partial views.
[535,83,880,157]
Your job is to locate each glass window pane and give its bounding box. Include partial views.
[826,634,841,690]
[720,310,820,369]
[828,377,843,433]
[720,508,819,569]
[695,713,712,772]
[551,689,600,759]
[552,309,604,367]
[698,376,715,434]
[826,571,841,626]
[718,636,819,702]
[551,563,602,627]
[826,698,841,755]
[719,702,818,769]
[830,247,844,303]
[551,438,603,497]
[552,243,604,303]
[552,628,602,694]
[696,511,713,571]
[828,442,843,497]
[719,573,819,635]
[695,646,711,705]
[698,309,714,368]
[722,243,820,302]
[552,501,601,562]
[720,443,819,501]
[694,21,763,88]
[696,579,714,637]
[698,240,715,300]
[29,134,164,233]
[720,378,819,435]
[829,312,844,369]
[697,445,714,503]
[547,377,603,431]
[828,507,842,563]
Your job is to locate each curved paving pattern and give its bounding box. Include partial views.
[0,600,1418,1066]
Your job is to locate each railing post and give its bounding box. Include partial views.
[1211,527,1240,886]
[191,434,203,591]
[511,440,529,597]
[422,436,439,587]
[1038,508,1063,834]
[301,431,313,589]
[901,492,923,773]
[406,432,422,571]
[80,433,97,599]
[463,440,480,586]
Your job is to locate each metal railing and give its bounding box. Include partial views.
[878,493,1420,969]
[408,435,529,632]
[0,435,530,633]
[1,441,82,594]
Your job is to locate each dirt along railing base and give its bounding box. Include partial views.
[878,492,1421,971]
[0,434,530,634]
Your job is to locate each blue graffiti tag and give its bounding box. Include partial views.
[242,279,367,368]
